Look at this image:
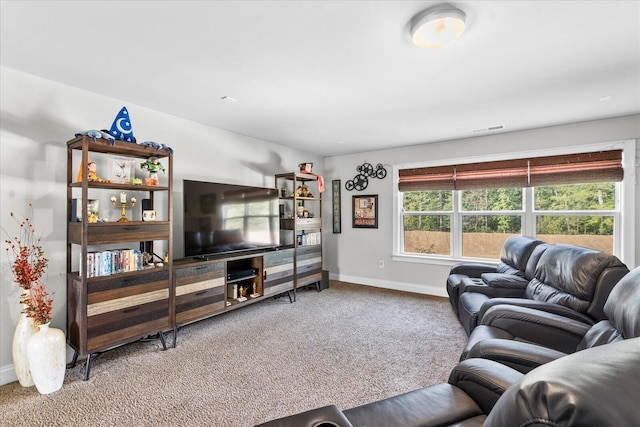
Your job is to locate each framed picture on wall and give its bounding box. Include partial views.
[332,179,341,233]
[352,194,378,228]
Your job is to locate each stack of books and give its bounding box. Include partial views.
[296,231,322,247]
[79,249,146,277]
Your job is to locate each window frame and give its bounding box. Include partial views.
[392,140,635,266]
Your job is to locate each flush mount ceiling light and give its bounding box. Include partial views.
[410,5,466,49]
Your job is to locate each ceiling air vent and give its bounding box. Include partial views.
[472,125,505,133]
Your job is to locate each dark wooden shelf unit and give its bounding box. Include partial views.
[66,135,173,380]
[275,172,323,297]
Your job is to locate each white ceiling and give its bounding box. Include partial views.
[2,1,639,157]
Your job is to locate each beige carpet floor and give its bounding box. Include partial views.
[0,281,467,426]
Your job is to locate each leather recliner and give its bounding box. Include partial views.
[457,243,629,335]
[460,265,640,370]
[256,338,640,427]
[455,243,549,332]
[446,236,545,316]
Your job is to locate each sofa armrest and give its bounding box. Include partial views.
[343,383,485,427]
[448,358,523,414]
[481,273,529,289]
[459,275,529,298]
[256,405,353,427]
[480,305,591,352]
[477,298,596,326]
[466,339,567,373]
[450,262,497,278]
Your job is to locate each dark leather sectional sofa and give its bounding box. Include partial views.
[461,266,640,372]
[256,238,639,427]
[449,237,629,335]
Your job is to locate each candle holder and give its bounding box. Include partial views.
[111,194,137,222]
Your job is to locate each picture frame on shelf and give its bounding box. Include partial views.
[108,155,134,184]
[352,194,378,229]
[332,179,341,233]
[76,199,99,222]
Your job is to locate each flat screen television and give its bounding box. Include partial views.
[183,179,280,259]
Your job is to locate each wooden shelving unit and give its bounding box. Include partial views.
[66,135,173,380]
[275,172,323,298]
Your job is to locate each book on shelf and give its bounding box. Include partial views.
[79,248,145,278]
[297,231,321,246]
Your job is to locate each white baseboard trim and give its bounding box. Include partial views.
[329,273,448,299]
[1,364,18,386]
[1,348,76,386]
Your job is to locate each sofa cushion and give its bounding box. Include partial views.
[526,244,626,313]
[523,243,549,280]
[499,236,544,275]
[578,267,640,350]
[495,262,521,277]
[602,266,640,339]
[484,338,640,427]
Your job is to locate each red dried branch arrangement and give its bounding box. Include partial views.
[3,203,52,324]
[21,282,53,325]
[3,203,48,290]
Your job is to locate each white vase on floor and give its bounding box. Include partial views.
[12,303,37,387]
[27,322,66,394]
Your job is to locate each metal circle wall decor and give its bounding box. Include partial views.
[345,162,388,191]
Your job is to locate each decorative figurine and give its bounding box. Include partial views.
[111,192,136,222]
[77,157,111,183]
[250,282,260,298]
[140,157,166,186]
[237,285,248,302]
[295,184,312,198]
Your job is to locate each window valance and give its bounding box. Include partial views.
[398,150,623,192]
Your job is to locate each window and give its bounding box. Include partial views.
[403,190,452,255]
[534,182,616,253]
[395,145,632,262]
[402,188,525,259]
[460,188,523,258]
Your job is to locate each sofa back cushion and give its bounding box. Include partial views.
[577,266,640,349]
[602,266,640,339]
[497,236,545,277]
[485,338,640,427]
[526,244,627,314]
[523,243,549,281]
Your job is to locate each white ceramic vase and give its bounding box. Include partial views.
[12,309,37,387]
[27,323,66,394]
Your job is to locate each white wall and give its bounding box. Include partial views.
[322,115,640,296]
[0,67,324,385]
[2,67,638,386]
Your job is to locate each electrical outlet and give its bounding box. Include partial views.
[378,260,384,268]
